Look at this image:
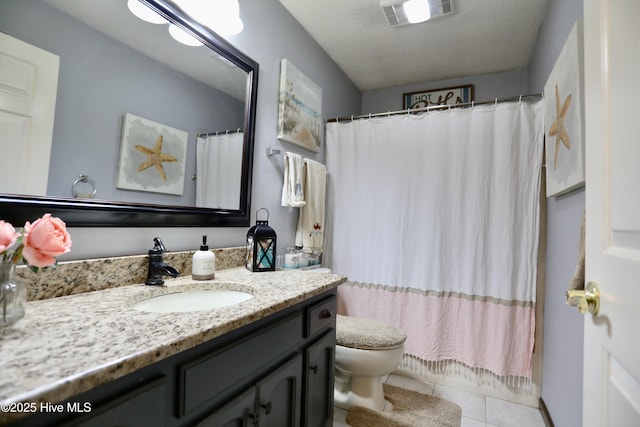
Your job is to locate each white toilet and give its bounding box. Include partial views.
[334,314,407,412]
[301,268,407,411]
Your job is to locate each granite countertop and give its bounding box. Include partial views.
[0,267,345,423]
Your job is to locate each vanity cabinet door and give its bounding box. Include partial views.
[303,331,335,427]
[66,377,166,427]
[195,387,256,427]
[256,354,302,427]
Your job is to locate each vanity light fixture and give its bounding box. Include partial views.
[380,0,453,27]
[168,24,204,46]
[173,0,244,36]
[127,0,243,48]
[127,0,167,24]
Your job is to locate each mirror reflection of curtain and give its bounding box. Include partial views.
[196,132,243,209]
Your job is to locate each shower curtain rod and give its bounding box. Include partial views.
[326,93,543,123]
[197,128,243,138]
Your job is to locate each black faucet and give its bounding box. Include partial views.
[146,237,179,286]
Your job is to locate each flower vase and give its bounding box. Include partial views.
[0,261,27,326]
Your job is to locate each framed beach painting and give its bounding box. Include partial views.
[544,21,585,197]
[277,59,323,152]
[116,113,188,195]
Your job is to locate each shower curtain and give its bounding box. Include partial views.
[325,101,543,380]
[196,132,243,209]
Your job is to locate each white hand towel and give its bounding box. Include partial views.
[295,158,326,251]
[281,152,306,207]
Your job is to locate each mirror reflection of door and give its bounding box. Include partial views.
[0,33,59,196]
[0,0,247,208]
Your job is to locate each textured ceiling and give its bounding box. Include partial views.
[278,0,548,91]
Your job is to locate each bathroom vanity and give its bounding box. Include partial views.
[0,268,345,427]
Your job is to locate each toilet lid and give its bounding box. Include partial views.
[336,314,407,350]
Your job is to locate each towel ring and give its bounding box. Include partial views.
[519,95,523,103]
[71,174,96,198]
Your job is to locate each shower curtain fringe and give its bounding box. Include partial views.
[400,354,534,390]
[326,93,543,123]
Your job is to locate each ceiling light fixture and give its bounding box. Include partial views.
[403,0,431,24]
[380,0,453,27]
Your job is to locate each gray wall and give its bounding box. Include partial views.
[527,0,585,426]
[0,0,245,206]
[46,0,361,260]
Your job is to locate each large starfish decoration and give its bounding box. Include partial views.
[548,84,572,170]
[135,135,177,181]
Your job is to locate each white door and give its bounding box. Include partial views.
[0,33,59,196]
[583,0,640,426]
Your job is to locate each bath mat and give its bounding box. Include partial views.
[346,384,462,427]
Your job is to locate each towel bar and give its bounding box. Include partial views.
[266,147,281,157]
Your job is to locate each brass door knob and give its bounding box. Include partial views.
[566,281,600,315]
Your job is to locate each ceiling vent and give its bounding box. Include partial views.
[380,0,453,27]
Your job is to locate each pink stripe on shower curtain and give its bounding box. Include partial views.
[325,101,543,379]
[337,285,535,377]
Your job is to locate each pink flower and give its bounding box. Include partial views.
[21,214,72,268]
[0,221,20,254]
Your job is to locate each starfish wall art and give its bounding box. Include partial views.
[543,21,585,197]
[116,113,188,196]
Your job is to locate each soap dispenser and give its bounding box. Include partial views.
[192,235,215,280]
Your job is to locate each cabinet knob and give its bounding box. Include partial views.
[261,401,272,415]
[319,309,333,320]
[310,364,318,374]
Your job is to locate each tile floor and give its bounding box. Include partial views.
[333,373,547,427]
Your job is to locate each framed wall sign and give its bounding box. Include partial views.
[403,84,474,110]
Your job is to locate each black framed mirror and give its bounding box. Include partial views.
[0,0,258,227]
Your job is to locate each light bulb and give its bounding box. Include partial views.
[127,0,167,24]
[403,0,431,24]
[173,0,243,35]
[168,24,204,46]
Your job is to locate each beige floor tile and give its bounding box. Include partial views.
[433,383,487,422]
[485,396,545,427]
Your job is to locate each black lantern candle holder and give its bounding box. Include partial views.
[246,208,277,272]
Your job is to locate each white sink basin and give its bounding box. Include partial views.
[132,288,254,313]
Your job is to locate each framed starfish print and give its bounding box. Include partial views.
[544,21,585,197]
[116,113,188,195]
